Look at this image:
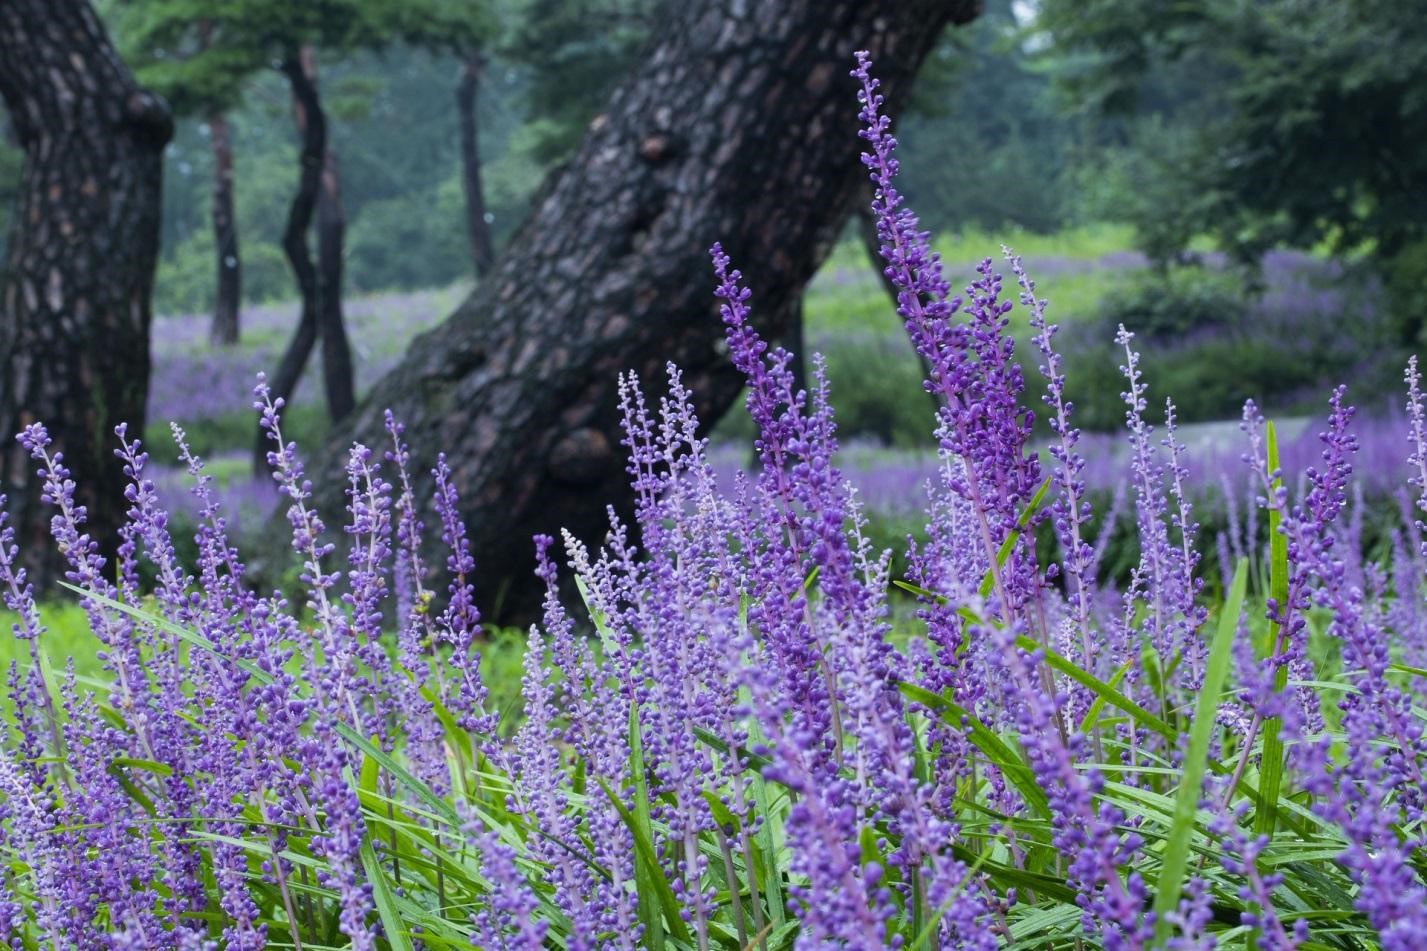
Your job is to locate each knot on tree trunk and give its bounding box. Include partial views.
[547,427,613,485]
[122,90,175,144]
[638,133,679,164]
[951,0,984,25]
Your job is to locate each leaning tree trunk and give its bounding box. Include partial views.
[0,0,172,586]
[311,0,980,620]
[457,53,496,278]
[209,110,242,345]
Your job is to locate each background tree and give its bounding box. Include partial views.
[122,1,498,461]
[456,51,497,277]
[118,9,251,343]
[120,2,367,438]
[1037,0,1427,274]
[0,0,173,584]
[898,0,1084,235]
[310,0,981,619]
[386,3,501,278]
[501,0,660,165]
[278,42,355,433]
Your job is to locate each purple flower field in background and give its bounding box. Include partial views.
[711,410,1416,526]
[147,451,280,541]
[148,285,458,424]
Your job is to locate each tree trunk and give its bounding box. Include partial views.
[317,147,354,421]
[457,53,496,278]
[257,47,356,467]
[256,53,325,472]
[0,0,173,585]
[311,0,980,620]
[209,110,242,345]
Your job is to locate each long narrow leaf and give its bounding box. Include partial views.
[1152,559,1247,945]
[901,682,1052,820]
[1013,636,1175,741]
[599,777,692,946]
[1256,422,1291,838]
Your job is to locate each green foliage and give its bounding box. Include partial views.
[1386,238,1427,348]
[898,0,1085,234]
[1039,0,1427,265]
[1093,265,1248,343]
[144,403,329,467]
[1062,334,1318,432]
[345,178,468,293]
[817,333,932,449]
[152,225,291,314]
[115,0,496,115]
[500,0,658,164]
[1054,261,1389,431]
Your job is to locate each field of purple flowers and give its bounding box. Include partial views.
[3,54,1427,948]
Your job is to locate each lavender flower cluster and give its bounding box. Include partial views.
[2,55,1426,949]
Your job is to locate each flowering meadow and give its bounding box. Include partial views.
[4,54,1427,949]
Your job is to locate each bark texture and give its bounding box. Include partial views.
[209,111,242,345]
[314,0,980,619]
[457,54,496,278]
[0,0,173,583]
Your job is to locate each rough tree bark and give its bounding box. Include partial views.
[209,111,242,345]
[312,0,981,619]
[257,47,354,470]
[0,0,173,584]
[457,53,496,278]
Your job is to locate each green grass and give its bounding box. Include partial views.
[805,223,1141,336]
[0,603,102,721]
[143,402,331,467]
[0,597,531,732]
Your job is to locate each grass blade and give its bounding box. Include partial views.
[1256,422,1291,839]
[1152,558,1247,946]
[901,682,1051,820]
[1013,636,1175,742]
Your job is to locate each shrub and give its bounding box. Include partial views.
[1093,265,1249,344]
[3,54,1427,950]
[1059,255,1391,429]
[1387,237,1427,348]
[153,231,294,316]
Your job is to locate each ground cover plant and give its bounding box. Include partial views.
[3,54,1427,949]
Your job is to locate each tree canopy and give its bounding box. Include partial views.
[1038,0,1427,264]
[114,0,498,116]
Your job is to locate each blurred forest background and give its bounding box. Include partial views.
[1,0,1424,607]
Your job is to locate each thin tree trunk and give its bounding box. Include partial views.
[209,110,242,345]
[317,147,354,421]
[457,53,496,278]
[0,0,173,585]
[310,0,980,620]
[255,52,325,472]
